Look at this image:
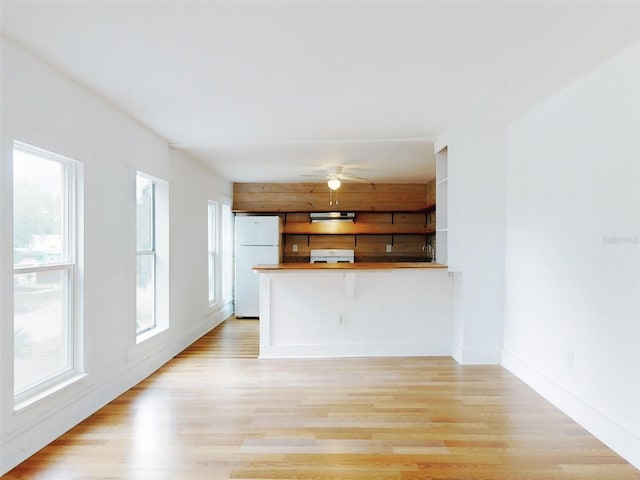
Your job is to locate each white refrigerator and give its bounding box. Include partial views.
[234,216,282,318]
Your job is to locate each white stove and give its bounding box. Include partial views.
[309,249,355,264]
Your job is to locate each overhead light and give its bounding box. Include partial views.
[327,176,341,190]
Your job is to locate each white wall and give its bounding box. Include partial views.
[0,39,232,474]
[436,127,506,365]
[502,40,640,468]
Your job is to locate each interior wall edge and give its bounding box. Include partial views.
[453,344,502,365]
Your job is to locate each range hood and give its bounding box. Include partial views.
[310,212,356,222]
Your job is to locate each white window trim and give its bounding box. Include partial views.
[136,175,157,336]
[12,141,84,406]
[206,195,232,314]
[135,171,169,344]
[221,203,233,305]
[208,200,219,308]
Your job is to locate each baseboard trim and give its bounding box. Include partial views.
[501,349,640,470]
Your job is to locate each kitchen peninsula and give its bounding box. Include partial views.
[254,262,451,358]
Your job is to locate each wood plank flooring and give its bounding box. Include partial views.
[4,318,639,479]
[175,316,259,358]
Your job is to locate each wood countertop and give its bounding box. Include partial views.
[253,262,447,271]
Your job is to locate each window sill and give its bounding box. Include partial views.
[207,299,233,317]
[14,373,89,412]
[136,325,169,345]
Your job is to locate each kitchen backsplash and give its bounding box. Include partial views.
[283,255,435,263]
[283,233,435,262]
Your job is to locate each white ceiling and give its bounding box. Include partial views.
[2,1,640,183]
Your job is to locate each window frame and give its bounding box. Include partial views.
[207,200,218,307]
[12,141,83,405]
[136,174,157,335]
[206,196,233,312]
[135,171,169,344]
[220,203,233,305]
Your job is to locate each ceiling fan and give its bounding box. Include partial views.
[302,165,369,206]
[302,166,369,191]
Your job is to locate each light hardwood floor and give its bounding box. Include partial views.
[175,316,259,359]
[4,317,639,479]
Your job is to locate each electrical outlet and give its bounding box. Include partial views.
[339,315,345,325]
[567,352,574,370]
[292,244,298,253]
[386,244,392,253]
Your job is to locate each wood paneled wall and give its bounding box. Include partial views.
[234,181,437,262]
[233,182,435,212]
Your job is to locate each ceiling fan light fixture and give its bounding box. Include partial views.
[328,176,341,190]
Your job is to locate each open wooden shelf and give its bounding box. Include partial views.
[421,202,436,213]
[234,205,437,214]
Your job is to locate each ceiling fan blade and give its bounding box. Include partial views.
[300,166,370,184]
[339,174,369,182]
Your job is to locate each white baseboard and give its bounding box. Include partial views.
[501,349,640,470]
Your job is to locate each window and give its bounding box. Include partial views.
[221,204,233,304]
[136,174,156,334]
[135,172,169,341]
[207,200,233,310]
[13,142,82,401]
[207,201,218,306]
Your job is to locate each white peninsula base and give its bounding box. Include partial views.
[255,264,452,358]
